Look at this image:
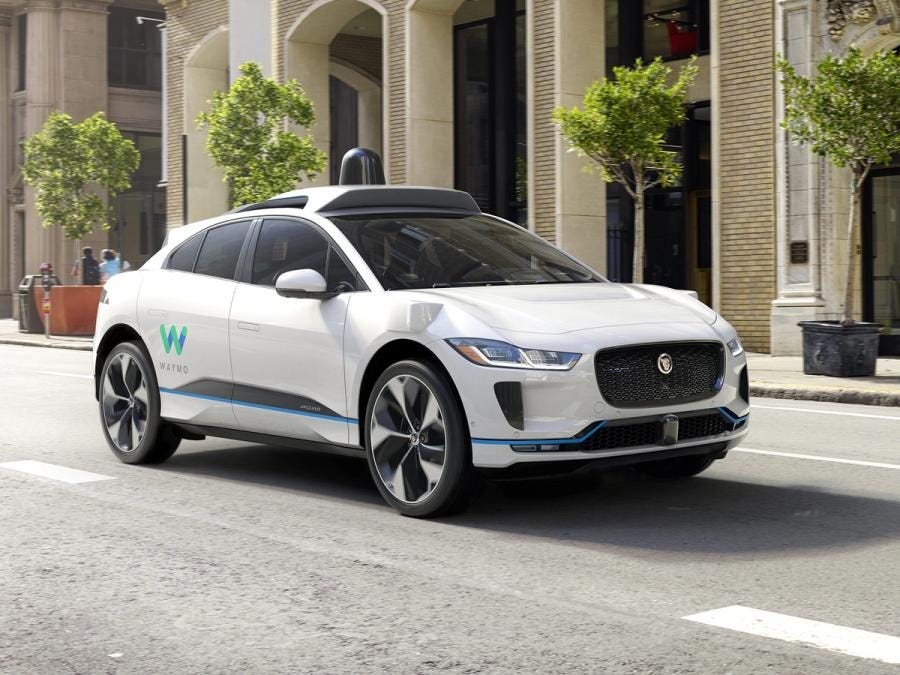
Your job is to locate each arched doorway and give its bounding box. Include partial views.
[286,0,386,186]
[183,27,229,223]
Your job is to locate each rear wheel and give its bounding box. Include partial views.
[99,341,180,464]
[364,360,471,517]
[637,453,716,478]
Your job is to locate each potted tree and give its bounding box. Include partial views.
[197,61,326,207]
[778,48,900,376]
[22,112,140,335]
[553,57,698,283]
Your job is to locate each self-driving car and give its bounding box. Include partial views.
[93,149,749,517]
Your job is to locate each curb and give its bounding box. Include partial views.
[751,384,900,407]
[0,337,92,352]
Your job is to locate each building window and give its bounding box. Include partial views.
[643,0,709,60]
[16,14,26,91]
[108,8,162,89]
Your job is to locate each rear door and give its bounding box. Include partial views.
[228,217,361,446]
[139,218,254,428]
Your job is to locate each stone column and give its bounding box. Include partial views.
[0,10,11,315]
[770,0,826,355]
[551,0,605,272]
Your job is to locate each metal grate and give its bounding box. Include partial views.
[575,421,660,451]
[594,342,724,407]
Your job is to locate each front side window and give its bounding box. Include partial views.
[332,214,603,290]
[252,219,357,292]
[108,8,162,89]
[167,233,202,272]
[194,220,252,280]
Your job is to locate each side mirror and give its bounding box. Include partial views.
[275,269,330,299]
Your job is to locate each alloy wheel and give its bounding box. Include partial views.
[370,374,447,504]
[101,352,149,453]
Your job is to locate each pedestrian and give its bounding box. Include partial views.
[72,246,101,286]
[100,249,123,282]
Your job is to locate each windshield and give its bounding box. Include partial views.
[330,213,605,290]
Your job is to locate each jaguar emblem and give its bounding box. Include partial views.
[657,353,674,375]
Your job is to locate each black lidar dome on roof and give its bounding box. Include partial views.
[339,148,386,186]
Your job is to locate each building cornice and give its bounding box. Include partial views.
[57,0,113,14]
[828,0,900,39]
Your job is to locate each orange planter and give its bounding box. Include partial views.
[49,285,103,336]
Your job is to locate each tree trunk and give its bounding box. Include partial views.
[841,182,860,326]
[632,190,645,284]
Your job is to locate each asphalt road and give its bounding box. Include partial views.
[1,343,899,674]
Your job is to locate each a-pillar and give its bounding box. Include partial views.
[543,0,606,271]
[0,10,11,315]
[24,0,62,280]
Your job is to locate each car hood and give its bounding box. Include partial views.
[418,283,716,335]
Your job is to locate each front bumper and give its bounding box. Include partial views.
[429,323,750,469]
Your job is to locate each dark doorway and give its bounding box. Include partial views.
[329,75,359,185]
[453,0,527,224]
[863,164,900,355]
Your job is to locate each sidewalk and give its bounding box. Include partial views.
[747,353,900,407]
[1,318,897,405]
[0,318,92,351]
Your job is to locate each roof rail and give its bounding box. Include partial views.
[231,195,309,213]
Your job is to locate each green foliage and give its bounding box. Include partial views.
[197,61,327,207]
[553,57,698,198]
[778,48,900,324]
[22,112,140,240]
[778,48,900,179]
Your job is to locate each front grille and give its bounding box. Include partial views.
[570,411,731,453]
[679,413,727,440]
[594,342,724,407]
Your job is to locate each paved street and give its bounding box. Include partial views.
[1,343,899,673]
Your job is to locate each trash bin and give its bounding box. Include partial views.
[17,274,60,334]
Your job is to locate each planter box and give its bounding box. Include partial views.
[49,285,103,336]
[798,321,881,377]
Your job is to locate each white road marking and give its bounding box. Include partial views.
[0,460,114,484]
[735,447,900,471]
[684,605,900,665]
[752,403,900,421]
[36,370,92,380]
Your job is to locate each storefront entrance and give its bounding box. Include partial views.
[863,166,900,355]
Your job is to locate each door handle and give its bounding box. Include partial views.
[237,321,259,332]
[148,309,167,318]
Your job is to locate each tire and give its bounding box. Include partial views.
[364,359,472,517]
[99,341,180,465]
[637,453,716,479]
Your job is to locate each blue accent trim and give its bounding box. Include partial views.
[159,387,358,424]
[717,407,748,424]
[472,420,608,446]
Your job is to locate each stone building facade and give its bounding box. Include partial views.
[0,0,163,317]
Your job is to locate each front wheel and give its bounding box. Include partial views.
[364,360,472,517]
[99,341,180,464]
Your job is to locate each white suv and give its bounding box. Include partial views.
[93,154,748,517]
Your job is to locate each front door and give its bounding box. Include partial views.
[228,217,360,446]
[864,170,900,355]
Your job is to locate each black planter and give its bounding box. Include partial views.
[798,321,881,377]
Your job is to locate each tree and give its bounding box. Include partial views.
[778,47,900,325]
[22,112,140,240]
[553,57,698,283]
[197,61,327,207]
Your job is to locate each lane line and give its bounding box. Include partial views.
[751,403,900,421]
[735,447,900,471]
[0,460,115,484]
[683,605,900,665]
[36,370,92,380]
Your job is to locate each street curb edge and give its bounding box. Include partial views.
[751,384,900,408]
[0,337,92,352]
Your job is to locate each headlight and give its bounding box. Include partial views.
[447,338,581,370]
[727,336,743,357]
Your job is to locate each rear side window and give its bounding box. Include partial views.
[195,220,252,280]
[167,233,202,272]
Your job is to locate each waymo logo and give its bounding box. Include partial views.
[159,324,188,356]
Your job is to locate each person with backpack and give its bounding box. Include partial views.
[72,246,101,285]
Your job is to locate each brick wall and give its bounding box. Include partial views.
[330,34,382,83]
[532,1,556,242]
[718,0,776,352]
